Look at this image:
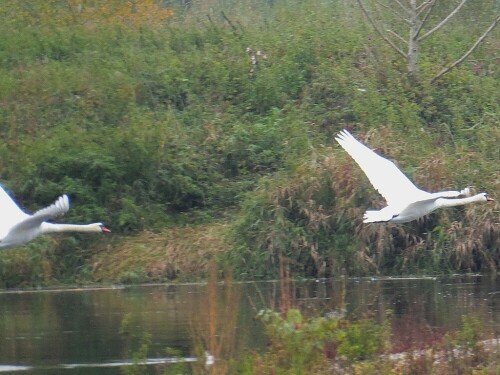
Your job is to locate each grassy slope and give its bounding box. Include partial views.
[91,222,229,283]
[0,0,498,286]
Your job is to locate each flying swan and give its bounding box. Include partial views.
[335,129,493,223]
[0,183,110,249]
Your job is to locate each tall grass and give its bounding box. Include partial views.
[225,126,498,278]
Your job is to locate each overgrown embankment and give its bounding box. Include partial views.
[91,222,229,283]
[0,0,498,287]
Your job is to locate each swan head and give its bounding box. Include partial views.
[97,223,111,232]
[483,193,494,202]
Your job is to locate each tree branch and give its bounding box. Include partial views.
[221,11,239,35]
[419,0,468,41]
[415,0,437,38]
[374,0,410,23]
[416,0,435,18]
[387,29,408,44]
[416,0,431,12]
[431,14,500,84]
[394,0,410,14]
[357,0,407,58]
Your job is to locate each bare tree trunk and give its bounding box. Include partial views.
[407,0,418,81]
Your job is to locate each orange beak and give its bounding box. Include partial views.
[101,226,111,232]
[486,196,494,202]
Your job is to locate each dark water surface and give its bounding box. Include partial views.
[1,275,499,373]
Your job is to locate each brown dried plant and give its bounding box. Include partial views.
[190,262,240,375]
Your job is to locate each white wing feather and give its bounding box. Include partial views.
[0,182,70,239]
[335,129,430,207]
[0,184,29,237]
[8,195,70,233]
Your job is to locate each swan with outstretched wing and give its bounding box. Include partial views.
[0,184,110,249]
[335,129,493,223]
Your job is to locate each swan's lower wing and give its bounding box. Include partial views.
[395,197,445,222]
[335,130,429,206]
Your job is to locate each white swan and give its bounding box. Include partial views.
[0,183,110,249]
[335,129,493,223]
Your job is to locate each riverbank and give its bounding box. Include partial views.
[90,222,229,283]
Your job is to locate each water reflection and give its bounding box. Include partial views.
[0,275,499,373]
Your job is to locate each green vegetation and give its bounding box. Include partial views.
[230,308,500,374]
[244,308,389,373]
[0,0,498,286]
[119,268,500,374]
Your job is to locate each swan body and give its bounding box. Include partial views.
[335,129,493,223]
[0,184,110,249]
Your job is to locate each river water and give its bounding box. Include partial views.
[1,275,499,374]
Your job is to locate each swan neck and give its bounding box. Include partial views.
[437,194,484,208]
[41,223,100,234]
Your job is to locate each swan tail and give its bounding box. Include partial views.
[363,210,394,223]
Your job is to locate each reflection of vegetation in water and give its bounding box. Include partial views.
[121,332,151,375]
[117,268,500,374]
[120,312,151,375]
[234,304,500,373]
[189,263,241,375]
[119,312,191,375]
[120,310,500,374]
[118,263,240,374]
[163,347,191,374]
[219,261,500,373]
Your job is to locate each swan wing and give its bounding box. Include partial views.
[335,130,429,206]
[0,184,29,237]
[6,194,70,234]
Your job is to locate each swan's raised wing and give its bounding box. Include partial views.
[335,130,429,207]
[0,183,29,237]
[7,195,70,234]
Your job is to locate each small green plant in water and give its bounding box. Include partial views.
[335,318,389,362]
[455,315,484,350]
[121,332,152,375]
[120,313,152,375]
[442,315,488,372]
[258,308,339,371]
[243,308,389,374]
[162,347,190,375]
